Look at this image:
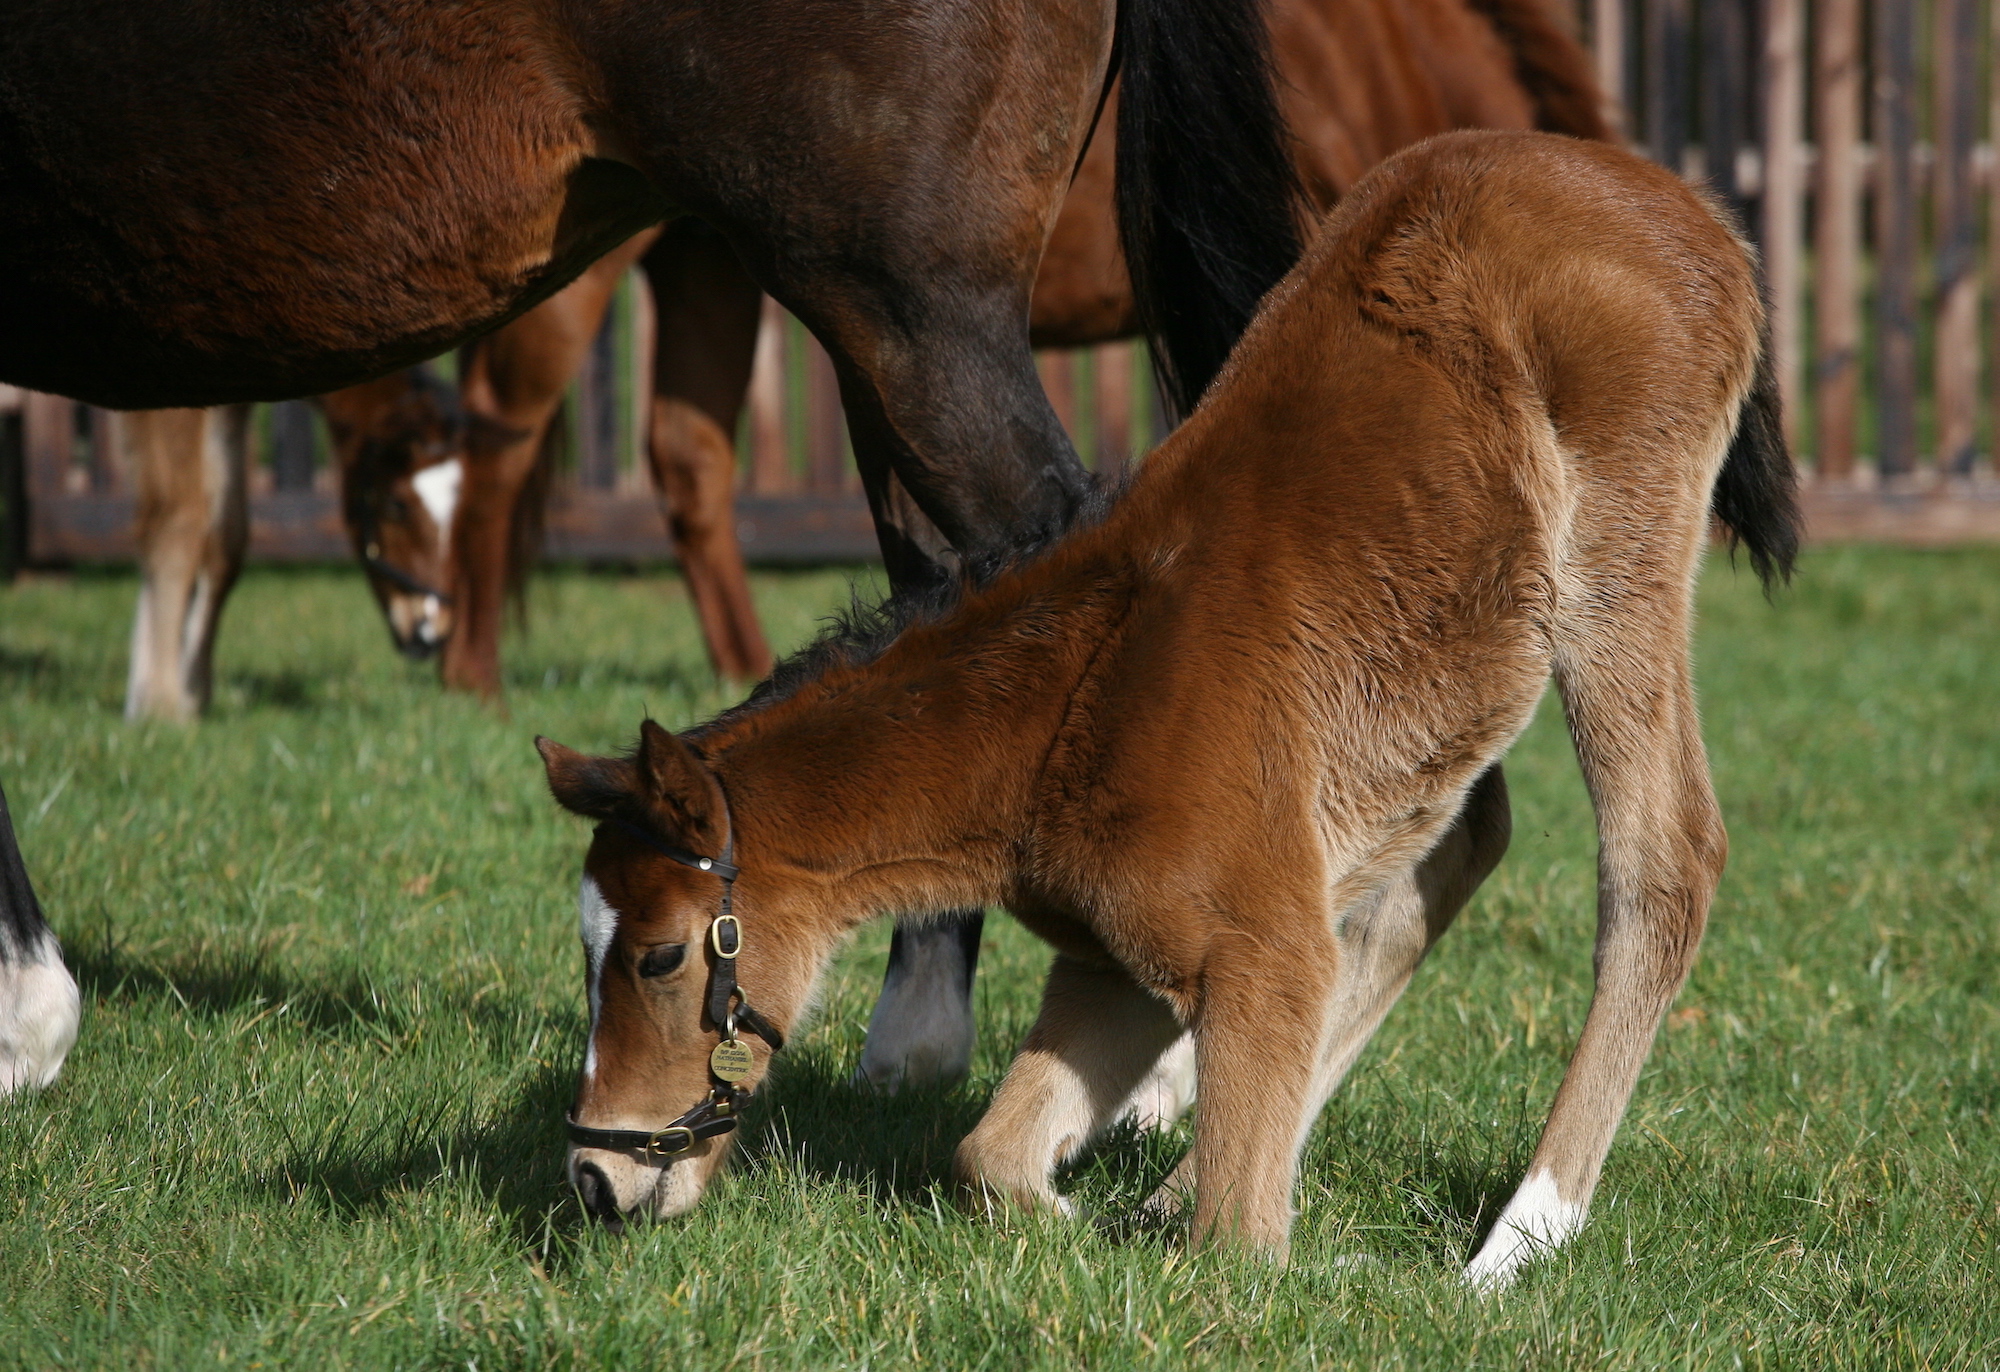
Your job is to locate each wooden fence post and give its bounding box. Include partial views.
[1935,0,1983,478]
[1814,0,1862,479]
[1590,0,1625,135]
[1872,0,1920,481]
[1698,0,1751,217]
[1762,0,1803,448]
[748,296,793,495]
[1644,0,1692,173]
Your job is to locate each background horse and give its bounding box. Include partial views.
[120,372,493,722]
[539,130,1798,1283]
[416,0,1609,706]
[0,0,1297,1094]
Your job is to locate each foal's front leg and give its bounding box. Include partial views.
[1145,768,1513,1232]
[954,953,1185,1215]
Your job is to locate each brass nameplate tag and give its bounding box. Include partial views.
[710,1039,756,1082]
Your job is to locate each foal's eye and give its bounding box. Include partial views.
[638,943,687,978]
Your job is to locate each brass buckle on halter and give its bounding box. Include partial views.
[644,1126,696,1157]
[709,914,742,959]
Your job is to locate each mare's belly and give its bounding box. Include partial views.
[0,1,668,406]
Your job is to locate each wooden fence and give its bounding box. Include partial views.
[6,0,2000,568]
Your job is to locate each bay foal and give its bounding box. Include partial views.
[549,128,1798,1283]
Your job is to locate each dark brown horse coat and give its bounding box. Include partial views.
[540,132,1798,1285]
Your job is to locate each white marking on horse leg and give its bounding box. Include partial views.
[412,457,463,545]
[578,875,618,1081]
[0,931,82,1094]
[1462,1167,1586,1291]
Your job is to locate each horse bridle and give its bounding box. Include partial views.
[564,808,786,1162]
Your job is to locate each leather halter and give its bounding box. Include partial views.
[564,806,786,1161]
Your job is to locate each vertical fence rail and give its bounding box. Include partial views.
[1762,0,1803,446]
[1814,0,1863,480]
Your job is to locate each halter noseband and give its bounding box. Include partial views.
[564,805,786,1162]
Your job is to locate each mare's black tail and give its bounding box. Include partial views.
[1116,0,1305,418]
[1712,322,1802,590]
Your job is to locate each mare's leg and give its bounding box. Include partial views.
[638,222,772,682]
[444,231,659,698]
[0,780,80,1093]
[1145,769,1514,1223]
[857,911,984,1089]
[124,406,249,722]
[953,952,1187,1214]
[1462,586,1724,1289]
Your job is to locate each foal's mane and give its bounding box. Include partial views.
[690,477,1126,740]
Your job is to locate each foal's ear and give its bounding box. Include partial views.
[635,719,724,837]
[536,736,637,820]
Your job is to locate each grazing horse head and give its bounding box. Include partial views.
[322,370,467,659]
[537,722,821,1227]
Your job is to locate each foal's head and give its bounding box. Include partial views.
[322,368,466,659]
[538,722,823,1228]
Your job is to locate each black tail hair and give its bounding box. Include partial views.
[1712,320,1802,590]
[1116,0,1306,419]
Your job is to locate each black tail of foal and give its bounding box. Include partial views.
[1711,320,1802,590]
[1115,0,1305,420]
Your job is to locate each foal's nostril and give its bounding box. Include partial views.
[574,1161,627,1235]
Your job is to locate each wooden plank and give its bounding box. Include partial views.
[1698,0,1749,216]
[805,334,846,494]
[543,489,878,564]
[1590,0,1625,135]
[1872,0,1920,479]
[748,296,794,496]
[1761,0,1803,448]
[1095,342,1134,479]
[1813,0,1862,479]
[1038,351,1079,446]
[1794,479,2000,544]
[1644,0,1692,173]
[270,400,318,492]
[1934,0,1982,477]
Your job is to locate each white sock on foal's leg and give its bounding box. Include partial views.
[1462,1167,1586,1291]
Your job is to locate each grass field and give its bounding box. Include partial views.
[2,547,1997,1369]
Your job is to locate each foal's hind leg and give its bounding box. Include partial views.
[1144,768,1513,1221]
[954,953,1186,1216]
[1463,589,1724,1290]
[124,406,249,722]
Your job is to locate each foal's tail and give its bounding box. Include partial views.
[1117,0,1306,418]
[1711,321,1802,591]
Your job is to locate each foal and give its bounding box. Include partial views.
[538,131,1798,1286]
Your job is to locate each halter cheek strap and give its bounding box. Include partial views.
[564,808,785,1161]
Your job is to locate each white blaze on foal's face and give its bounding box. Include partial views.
[410,456,463,546]
[577,874,619,1081]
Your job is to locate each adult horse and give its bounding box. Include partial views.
[0,0,1299,1093]
[411,0,1609,702]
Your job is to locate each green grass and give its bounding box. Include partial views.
[2,548,1997,1370]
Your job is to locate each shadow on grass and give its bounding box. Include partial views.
[221,669,319,711]
[250,1055,583,1255]
[69,939,554,1052]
